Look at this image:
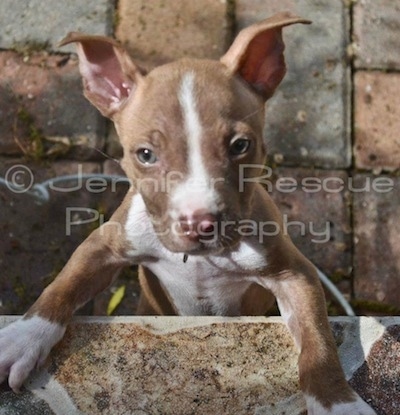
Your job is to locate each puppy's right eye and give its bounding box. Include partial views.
[136,148,158,165]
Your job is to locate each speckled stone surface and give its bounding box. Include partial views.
[354,71,400,171]
[353,0,400,70]
[0,316,398,415]
[115,0,231,71]
[0,0,114,53]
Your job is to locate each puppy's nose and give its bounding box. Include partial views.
[179,212,218,242]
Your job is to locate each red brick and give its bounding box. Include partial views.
[353,174,400,310]
[354,71,400,171]
[353,0,400,70]
[0,51,105,159]
[269,167,352,284]
[115,0,232,70]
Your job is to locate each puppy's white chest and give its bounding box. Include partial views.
[124,194,268,315]
[144,256,248,315]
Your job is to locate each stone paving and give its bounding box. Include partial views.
[0,315,399,415]
[0,1,399,413]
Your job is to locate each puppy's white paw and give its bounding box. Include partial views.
[305,393,377,415]
[0,316,65,393]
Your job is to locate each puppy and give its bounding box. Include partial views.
[0,12,376,415]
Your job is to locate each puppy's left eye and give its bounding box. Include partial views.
[229,135,251,156]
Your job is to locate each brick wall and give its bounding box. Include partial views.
[0,0,399,316]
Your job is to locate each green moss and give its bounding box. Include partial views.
[82,203,107,237]
[113,9,120,30]
[226,0,236,24]
[14,283,26,300]
[329,271,350,284]
[42,260,66,286]
[16,107,71,161]
[16,108,46,161]
[12,40,50,56]
[351,299,400,315]
[119,266,139,282]
[17,107,33,124]
[326,301,342,316]
[225,0,237,46]
[10,275,27,301]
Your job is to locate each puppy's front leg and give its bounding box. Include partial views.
[0,207,130,392]
[260,266,376,415]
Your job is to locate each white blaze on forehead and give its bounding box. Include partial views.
[179,72,202,155]
[171,71,220,218]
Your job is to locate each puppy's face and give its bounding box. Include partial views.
[116,59,266,254]
[62,14,301,254]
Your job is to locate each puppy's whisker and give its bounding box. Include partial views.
[91,147,122,165]
[240,107,264,121]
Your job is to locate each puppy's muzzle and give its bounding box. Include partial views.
[178,211,219,243]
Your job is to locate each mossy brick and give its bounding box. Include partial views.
[354,71,400,171]
[353,174,400,310]
[0,51,105,159]
[115,0,232,70]
[353,0,400,70]
[236,0,351,168]
[0,0,114,53]
[0,159,125,315]
[102,158,126,177]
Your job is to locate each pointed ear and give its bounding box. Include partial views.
[220,12,311,100]
[59,33,144,118]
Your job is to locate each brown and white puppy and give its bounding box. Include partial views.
[0,12,376,415]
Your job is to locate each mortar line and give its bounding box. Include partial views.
[347,0,357,303]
